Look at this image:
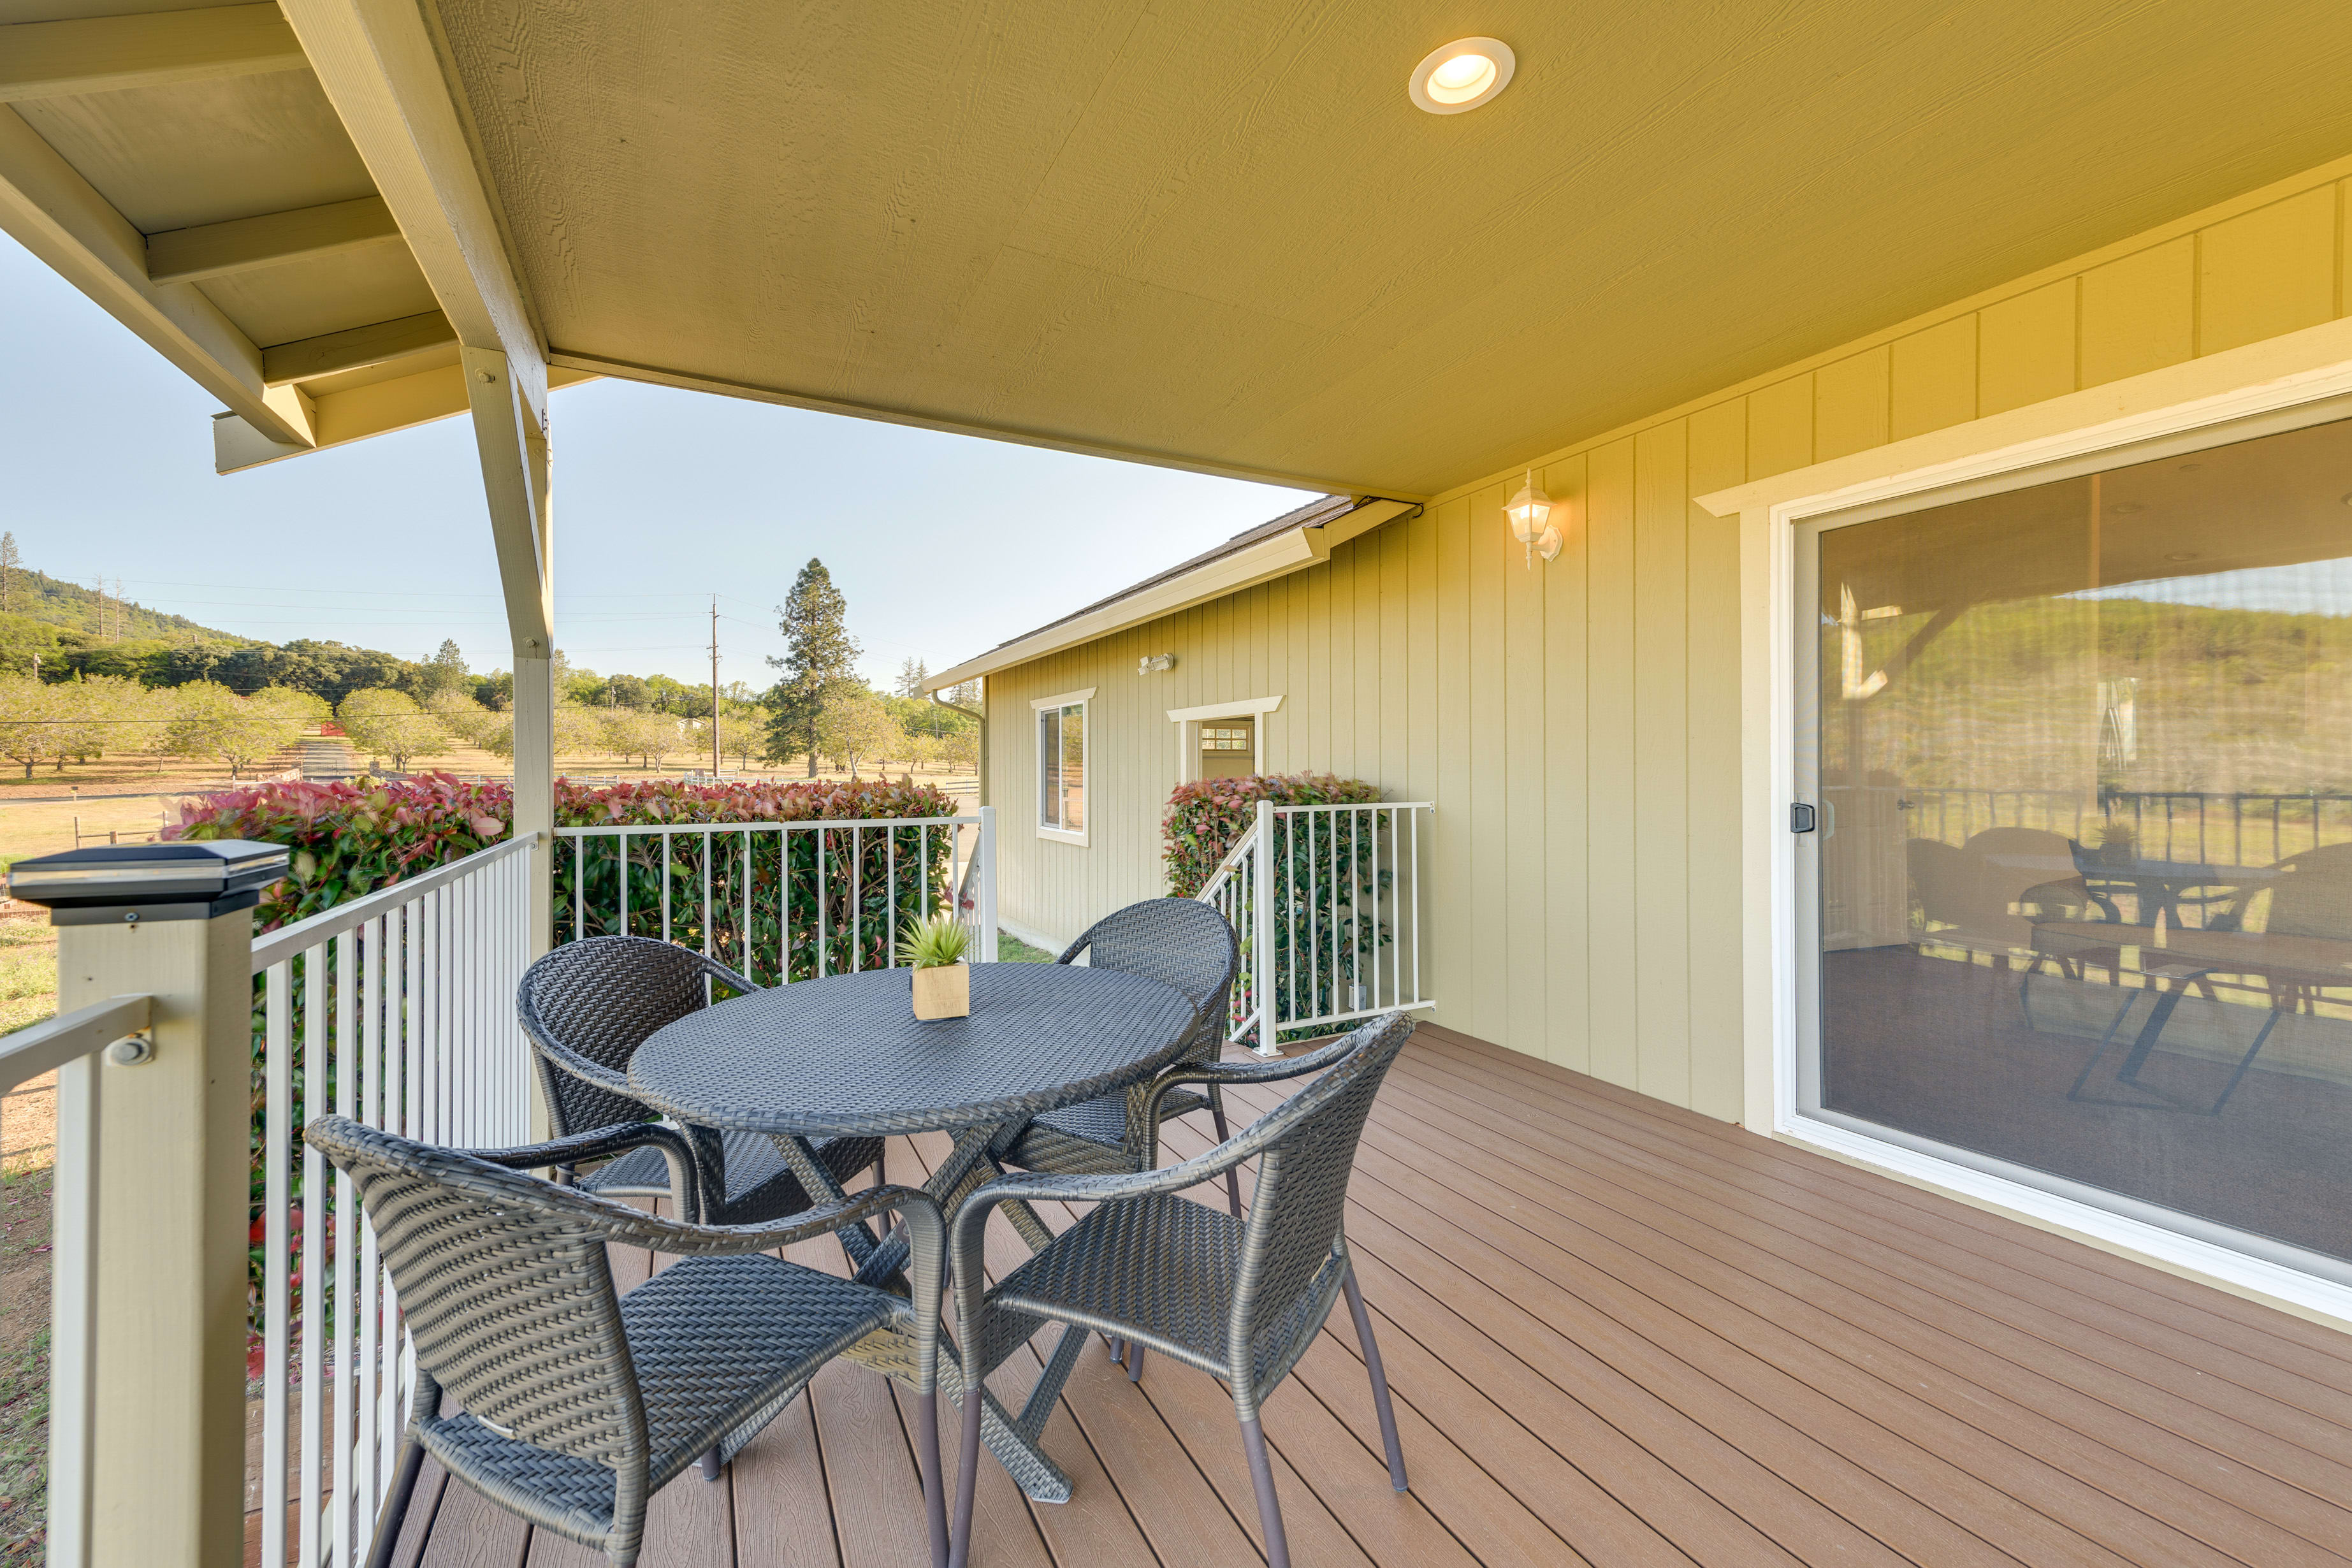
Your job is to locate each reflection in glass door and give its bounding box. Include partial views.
[1797,415,2352,1275]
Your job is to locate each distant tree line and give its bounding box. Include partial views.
[0,539,982,782]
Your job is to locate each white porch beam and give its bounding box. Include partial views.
[0,4,306,103]
[277,0,548,428]
[259,307,454,384]
[214,361,593,474]
[147,194,402,284]
[0,107,314,448]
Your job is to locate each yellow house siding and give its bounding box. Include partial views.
[983,152,2352,1121]
[1889,316,1978,442]
[1977,279,2077,416]
[2079,236,2196,387]
[2198,185,2339,355]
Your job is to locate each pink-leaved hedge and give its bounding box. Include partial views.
[1161,772,1383,897]
[171,771,961,932]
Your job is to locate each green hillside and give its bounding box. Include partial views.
[0,567,233,644]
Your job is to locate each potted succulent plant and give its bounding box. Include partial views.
[899,911,973,1020]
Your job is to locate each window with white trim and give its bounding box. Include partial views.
[1038,697,1086,841]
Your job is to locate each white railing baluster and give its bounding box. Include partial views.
[1196,802,1435,1043]
[262,961,291,1568]
[660,833,672,944]
[299,941,326,1568]
[332,929,357,1568]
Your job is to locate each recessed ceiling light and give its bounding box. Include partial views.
[2165,551,2202,563]
[1411,38,1514,115]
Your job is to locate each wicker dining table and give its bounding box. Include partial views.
[630,961,1200,1502]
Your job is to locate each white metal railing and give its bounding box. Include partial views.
[250,834,537,1568]
[554,808,998,973]
[1196,799,1434,1053]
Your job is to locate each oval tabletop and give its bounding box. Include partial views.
[628,963,1201,1138]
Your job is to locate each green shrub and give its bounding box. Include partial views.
[555,776,964,982]
[1161,772,1382,897]
[1161,773,1393,1042]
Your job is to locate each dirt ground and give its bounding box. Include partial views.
[0,1167,47,1564]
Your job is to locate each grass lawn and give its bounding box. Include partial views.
[997,933,1053,963]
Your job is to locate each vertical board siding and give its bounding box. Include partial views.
[983,160,2352,1121]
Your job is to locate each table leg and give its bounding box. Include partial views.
[2115,976,2198,1084]
[780,1125,1094,1503]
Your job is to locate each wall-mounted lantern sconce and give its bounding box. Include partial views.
[1506,468,1563,567]
[1138,653,1177,674]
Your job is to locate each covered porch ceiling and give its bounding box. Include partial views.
[8,2,2352,497]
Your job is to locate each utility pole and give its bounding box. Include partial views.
[709,594,722,778]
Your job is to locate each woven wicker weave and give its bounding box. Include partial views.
[945,1012,1415,1568]
[519,936,883,1223]
[1000,900,1242,1213]
[306,1115,948,1568]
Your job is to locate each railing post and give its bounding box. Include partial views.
[976,806,999,962]
[1252,800,1278,1056]
[9,841,287,1568]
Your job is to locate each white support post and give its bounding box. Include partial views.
[976,806,999,963]
[53,908,256,1567]
[1252,799,1278,1055]
[465,345,554,1139]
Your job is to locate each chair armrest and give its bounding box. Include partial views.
[542,1176,947,1265]
[518,1019,635,1100]
[950,1137,1259,1293]
[689,948,764,999]
[456,1121,706,1221]
[1133,1026,1359,1134]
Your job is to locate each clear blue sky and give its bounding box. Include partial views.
[0,231,1314,692]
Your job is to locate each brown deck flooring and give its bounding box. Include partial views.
[383,1023,2352,1568]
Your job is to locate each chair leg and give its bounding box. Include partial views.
[1237,1417,1292,1568]
[700,1446,722,1481]
[361,1436,428,1568]
[1126,1345,1146,1383]
[1341,1265,1408,1492]
[1209,1100,1243,1218]
[949,1383,984,1568]
[915,1390,949,1568]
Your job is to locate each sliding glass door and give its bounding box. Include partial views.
[1796,413,2352,1277]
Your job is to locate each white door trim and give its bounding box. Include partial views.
[1168,695,1281,783]
[1710,319,2352,1331]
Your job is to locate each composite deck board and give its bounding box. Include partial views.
[1373,1049,2352,1562]
[381,1024,2352,1568]
[1413,1032,2352,1386]
[1396,1037,2352,1486]
[1368,1067,2335,1566]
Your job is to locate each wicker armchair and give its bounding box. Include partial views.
[947,1013,1415,1568]
[307,1115,949,1568]
[998,899,1244,1216]
[521,935,884,1224]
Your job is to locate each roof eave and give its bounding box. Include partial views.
[923,497,1417,692]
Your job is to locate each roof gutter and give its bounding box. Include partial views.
[923,497,1418,692]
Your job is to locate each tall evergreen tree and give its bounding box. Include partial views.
[424,637,470,695]
[0,532,18,613]
[893,655,929,699]
[764,558,861,776]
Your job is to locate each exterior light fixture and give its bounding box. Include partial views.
[1506,469,1562,565]
[1137,653,1177,674]
[1410,37,1514,115]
